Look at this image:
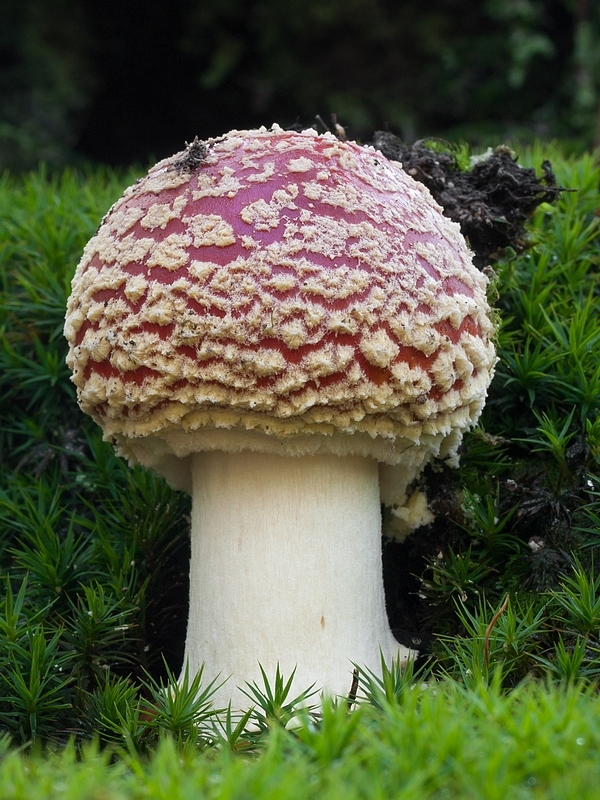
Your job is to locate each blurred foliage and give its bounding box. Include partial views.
[1,0,600,170]
[2,681,600,798]
[0,0,93,170]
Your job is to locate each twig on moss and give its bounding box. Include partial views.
[347,668,359,710]
[484,594,509,669]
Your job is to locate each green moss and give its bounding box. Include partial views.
[0,145,599,760]
[0,682,599,798]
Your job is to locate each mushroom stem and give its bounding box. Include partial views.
[183,450,409,709]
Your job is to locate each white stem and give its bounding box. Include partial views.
[183,450,409,709]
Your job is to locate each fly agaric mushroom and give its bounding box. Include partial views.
[64,125,496,708]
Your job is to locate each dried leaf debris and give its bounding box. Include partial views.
[368,131,563,267]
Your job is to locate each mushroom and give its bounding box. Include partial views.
[64,125,496,708]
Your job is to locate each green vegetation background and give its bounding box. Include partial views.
[1,0,600,170]
[0,141,599,795]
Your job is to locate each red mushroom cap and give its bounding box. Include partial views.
[65,126,495,489]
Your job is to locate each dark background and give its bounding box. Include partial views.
[1,0,599,169]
